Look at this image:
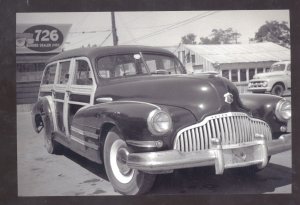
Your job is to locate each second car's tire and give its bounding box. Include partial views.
[271,84,284,96]
[103,127,156,195]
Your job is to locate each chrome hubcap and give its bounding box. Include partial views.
[110,139,134,183]
[116,148,131,175]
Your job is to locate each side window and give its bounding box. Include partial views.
[257,68,264,74]
[42,64,56,85]
[240,69,247,82]
[231,69,238,82]
[249,68,255,80]
[58,61,71,84]
[222,70,229,79]
[73,60,93,85]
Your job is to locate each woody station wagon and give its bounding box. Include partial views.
[32,46,291,195]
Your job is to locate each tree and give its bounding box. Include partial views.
[181,33,197,44]
[253,21,290,48]
[199,28,241,44]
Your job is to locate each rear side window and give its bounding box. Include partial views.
[73,60,93,85]
[42,64,57,85]
[58,61,71,84]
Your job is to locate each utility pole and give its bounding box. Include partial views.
[111,12,118,46]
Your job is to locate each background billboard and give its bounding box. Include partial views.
[16,24,72,54]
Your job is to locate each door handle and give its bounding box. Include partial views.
[96,97,113,103]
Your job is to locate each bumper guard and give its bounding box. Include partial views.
[127,133,291,174]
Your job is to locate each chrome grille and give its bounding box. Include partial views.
[174,112,272,152]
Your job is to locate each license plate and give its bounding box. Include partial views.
[223,144,263,167]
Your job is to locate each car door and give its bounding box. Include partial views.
[53,59,72,139]
[66,57,96,145]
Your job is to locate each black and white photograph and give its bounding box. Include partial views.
[16,10,292,196]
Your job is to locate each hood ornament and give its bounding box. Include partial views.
[224,92,234,104]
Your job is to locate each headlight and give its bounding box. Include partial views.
[262,81,268,87]
[147,109,172,135]
[275,99,291,121]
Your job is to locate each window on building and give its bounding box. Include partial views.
[42,64,57,85]
[182,51,186,64]
[191,54,195,64]
[257,68,264,74]
[266,67,270,72]
[240,69,247,82]
[249,68,255,80]
[231,69,238,82]
[222,70,229,79]
[186,53,190,63]
[58,61,71,84]
[17,63,45,72]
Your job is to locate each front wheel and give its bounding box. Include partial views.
[103,128,156,195]
[271,84,284,96]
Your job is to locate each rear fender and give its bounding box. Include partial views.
[31,96,57,133]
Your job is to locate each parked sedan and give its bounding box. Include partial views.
[32,46,291,195]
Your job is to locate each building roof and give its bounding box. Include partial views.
[183,42,290,64]
[47,45,174,64]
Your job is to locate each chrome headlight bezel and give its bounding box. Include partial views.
[275,99,291,122]
[147,109,172,136]
[262,81,268,87]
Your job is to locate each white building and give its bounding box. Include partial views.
[174,42,290,93]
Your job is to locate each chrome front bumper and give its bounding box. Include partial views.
[127,134,291,174]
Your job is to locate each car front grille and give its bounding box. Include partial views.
[249,81,264,88]
[173,112,272,152]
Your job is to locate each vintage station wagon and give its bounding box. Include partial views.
[32,46,291,195]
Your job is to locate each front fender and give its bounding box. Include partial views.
[73,101,161,143]
[72,101,197,152]
[239,93,288,138]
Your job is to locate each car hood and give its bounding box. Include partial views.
[95,74,248,121]
[253,71,285,79]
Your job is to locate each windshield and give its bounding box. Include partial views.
[96,53,184,79]
[270,64,286,72]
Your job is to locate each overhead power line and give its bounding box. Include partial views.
[100,32,112,46]
[69,29,111,34]
[68,32,101,47]
[122,11,218,44]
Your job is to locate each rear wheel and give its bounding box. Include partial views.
[43,106,62,154]
[271,84,284,96]
[103,127,156,195]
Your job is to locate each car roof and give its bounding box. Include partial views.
[47,45,175,64]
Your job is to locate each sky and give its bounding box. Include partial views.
[16,10,290,50]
